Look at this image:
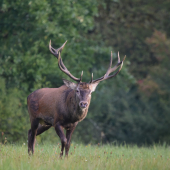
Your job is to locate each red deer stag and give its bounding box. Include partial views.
[27,40,126,157]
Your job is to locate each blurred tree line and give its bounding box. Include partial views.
[0,0,170,145]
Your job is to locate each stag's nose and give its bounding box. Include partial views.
[79,101,88,108]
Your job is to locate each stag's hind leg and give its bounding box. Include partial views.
[36,124,51,136]
[28,118,39,155]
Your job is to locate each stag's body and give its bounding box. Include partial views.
[28,83,91,156]
[27,40,125,157]
[28,85,90,126]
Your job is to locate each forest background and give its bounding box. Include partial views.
[0,0,170,145]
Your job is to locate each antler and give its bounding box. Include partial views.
[49,40,83,82]
[89,51,126,84]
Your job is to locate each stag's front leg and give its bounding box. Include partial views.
[55,123,67,157]
[65,123,78,157]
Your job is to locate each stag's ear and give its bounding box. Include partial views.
[63,79,77,90]
[90,83,99,92]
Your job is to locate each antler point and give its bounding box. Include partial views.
[118,51,120,63]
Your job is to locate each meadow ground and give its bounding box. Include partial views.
[0,142,170,170]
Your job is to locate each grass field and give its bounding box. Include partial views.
[0,142,170,170]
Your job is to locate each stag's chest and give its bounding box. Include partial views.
[72,108,88,122]
[61,107,88,125]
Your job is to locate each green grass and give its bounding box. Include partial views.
[0,143,170,170]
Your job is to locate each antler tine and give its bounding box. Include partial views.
[118,51,120,63]
[49,40,67,59]
[80,71,83,82]
[105,51,113,77]
[89,73,93,83]
[90,52,126,84]
[58,52,82,82]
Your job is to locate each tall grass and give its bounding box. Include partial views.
[0,142,170,170]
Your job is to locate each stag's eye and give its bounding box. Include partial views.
[76,90,79,93]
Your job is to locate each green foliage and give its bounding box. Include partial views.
[0,78,28,141]
[84,0,170,145]
[0,0,101,141]
[94,0,170,78]
[0,0,131,143]
[0,0,170,145]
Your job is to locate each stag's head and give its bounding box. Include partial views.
[49,40,126,109]
[62,80,98,109]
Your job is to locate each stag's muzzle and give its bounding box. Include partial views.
[79,101,88,109]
